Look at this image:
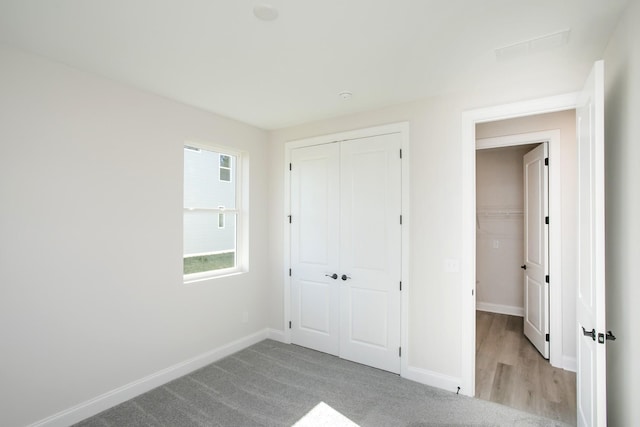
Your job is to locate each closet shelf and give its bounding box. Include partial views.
[476,208,523,219]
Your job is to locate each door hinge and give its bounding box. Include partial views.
[288,215,292,224]
[400,149,403,159]
[289,321,292,329]
[400,215,403,225]
[289,163,292,171]
[545,157,549,166]
[545,333,550,342]
[289,268,292,277]
[545,216,549,225]
[399,281,402,291]
[545,275,549,283]
[399,347,402,357]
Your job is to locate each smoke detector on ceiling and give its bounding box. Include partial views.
[253,4,279,21]
[339,91,353,100]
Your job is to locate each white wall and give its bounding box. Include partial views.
[476,110,577,365]
[603,0,640,424]
[0,45,270,426]
[267,78,590,391]
[269,98,466,387]
[476,144,536,314]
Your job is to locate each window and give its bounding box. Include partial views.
[219,154,231,182]
[183,144,244,281]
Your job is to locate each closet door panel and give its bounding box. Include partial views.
[290,143,340,355]
[339,133,402,374]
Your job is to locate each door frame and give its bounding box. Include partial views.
[461,93,578,396]
[283,122,410,377]
[476,130,561,367]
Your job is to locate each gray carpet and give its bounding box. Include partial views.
[75,340,569,426]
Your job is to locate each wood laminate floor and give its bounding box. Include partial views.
[475,311,576,425]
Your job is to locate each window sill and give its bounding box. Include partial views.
[183,269,246,285]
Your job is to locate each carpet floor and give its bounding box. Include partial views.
[75,340,570,426]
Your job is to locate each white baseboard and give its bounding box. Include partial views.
[403,366,465,396]
[562,355,577,372]
[29,329,476,427]
[476,302,524,317]
[266,328,286,343]
[29,329,272,427]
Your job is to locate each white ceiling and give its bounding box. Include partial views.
[0,0,628,130]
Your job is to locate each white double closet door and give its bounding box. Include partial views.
[290,132,402,374]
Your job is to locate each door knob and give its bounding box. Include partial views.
[325,273,338,280]
[520,264,527,270]
[341,274,351,281]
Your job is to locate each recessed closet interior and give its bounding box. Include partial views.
[475,109,577,364]
[476,144,538,316]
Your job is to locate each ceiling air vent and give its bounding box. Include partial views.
[495,29,570,61]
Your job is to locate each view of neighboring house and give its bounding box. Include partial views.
[183,147,236,259]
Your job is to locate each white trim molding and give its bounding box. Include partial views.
[404,366,463,395]
[562,356,577,373]
[476,302,524,317]
[28,330,276,427]
[266,328,286,343]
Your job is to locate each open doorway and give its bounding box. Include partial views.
[475,143,541,321]
[473,111,577,424]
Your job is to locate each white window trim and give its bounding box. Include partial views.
[183,142,248,284]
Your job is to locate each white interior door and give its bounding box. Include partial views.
[576,60,607,427]
[339,134,402,374]
[522,143,550,359]
[290,143,340,356]
[290,132,402,374]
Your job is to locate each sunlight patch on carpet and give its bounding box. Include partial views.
[292,402,359,427]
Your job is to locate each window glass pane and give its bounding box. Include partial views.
[183,252,235,275]
[219,167,231,182]
[184,147,235,208]
[183,211,236,274]
[220,154,231,168]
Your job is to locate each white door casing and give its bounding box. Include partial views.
[522,143,550,359]
[290,143,340,355]
[463,86,600,400]
[339,134,402,373]
[576,60,607,427]
[289,132,402,374]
